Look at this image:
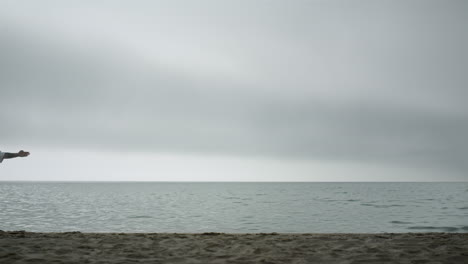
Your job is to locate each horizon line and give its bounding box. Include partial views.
[0,180,466,183]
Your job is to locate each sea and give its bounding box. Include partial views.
[1,182,467,233]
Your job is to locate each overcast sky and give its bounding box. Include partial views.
[1,0,467,181]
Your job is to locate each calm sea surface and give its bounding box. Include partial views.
[1,182,467,233]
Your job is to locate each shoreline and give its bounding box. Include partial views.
[1,231,467,263]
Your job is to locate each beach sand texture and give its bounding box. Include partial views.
[1,231,467,263]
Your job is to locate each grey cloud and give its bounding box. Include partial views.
[1,0,467,178]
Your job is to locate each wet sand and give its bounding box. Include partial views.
[1,231,467,263]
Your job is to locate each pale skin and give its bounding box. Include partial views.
[3,150,30,159]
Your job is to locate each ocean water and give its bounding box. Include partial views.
[1,182,467,233]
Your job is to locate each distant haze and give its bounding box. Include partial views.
[1,0,467,181]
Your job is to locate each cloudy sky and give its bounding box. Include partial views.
[1,0,467,181]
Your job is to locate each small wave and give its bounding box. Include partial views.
[321,199,340,202]
[378,204,405,208]
[190,215,203,218]
[458,206,468,210]
[390,221,412,224]
[361,203,405,208]
[225,197,241,200]
[127,215,153,219]
[407,226,459,232]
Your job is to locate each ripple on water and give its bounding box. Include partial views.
[361,203,405,208]
[127,216,153,219]
[390,221,413,224]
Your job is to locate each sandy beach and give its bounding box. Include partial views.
[0,231,467,263]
